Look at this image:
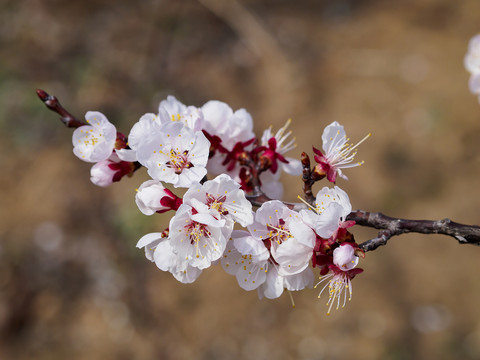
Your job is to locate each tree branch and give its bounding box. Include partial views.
[37,90,480,254]
[347,210,480,252]
[36,89,86,128]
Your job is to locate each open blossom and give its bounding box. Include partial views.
[135,179,182,215]
[247,200,316,276]
[158,95,204,131]
[202,100,255,178]
[202,100,255,151]
[183,174,254,226]
[73,111,117,162]
[316,243,363,314]
[312,121,370,183]
[301,186,354,240]
[221,231,270,291]
[168,204,232,270]
[116,113,163,162]
[136,231,202,283]
[221,230,314,298]
[136,122,210,188]
[258,265,313,300]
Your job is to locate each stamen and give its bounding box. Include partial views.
[287,290,296,308]
[297,195,318,213]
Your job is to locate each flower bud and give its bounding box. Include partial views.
[333,243,359,271]
[135,180,182,215]
[90,157,134,187]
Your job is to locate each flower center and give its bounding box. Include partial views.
[185,222,211,245]
[266,219,292,245]
[206,194,228,215]
[167,149,193,174]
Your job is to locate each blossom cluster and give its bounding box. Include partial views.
[71,96,367,313]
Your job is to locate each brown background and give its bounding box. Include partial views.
[2,0,480,359]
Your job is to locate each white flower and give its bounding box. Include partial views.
[116,113,163,162]
[135,179,182,215]
[221,231,270,291]
[313,121,370,182]
[136,232,202,283]
[158,95,204,131]
[168,204,231,270]
[72,111,117,162]
[316,243,362,315]
[465,34,480,74]
[183,174,254,227]
[136,231,167,262]
[257,265,314,300]
[247,200,315,276]
[300,186,353,239]
[202,100,255,151]
[221,230,314,298]
[136,122,210,188]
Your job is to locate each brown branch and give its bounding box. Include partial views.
[300,152,315,205]
[347,210,480,252]
[36,89,86,128]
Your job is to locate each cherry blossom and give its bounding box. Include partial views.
[258,266,314,300]
[201,100,255,152]
[221,230,314,298]
[168,204,232,270]
[221,231,270,291]
[136,231,202,283]
[183,174,254,226]
[247,200,316,276]
[316,243,363,314]
[136,122,210,188]
[72,111,117,162]
[202,100,255,178]
[312,121,370,182]
[301,186,354,240]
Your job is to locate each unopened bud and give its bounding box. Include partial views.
[135,180,182,215]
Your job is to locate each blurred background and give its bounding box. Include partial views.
[1,0,480,359]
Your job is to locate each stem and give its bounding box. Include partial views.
[36,89,86,128]
[347,210,480,252]
[300,152,315,205]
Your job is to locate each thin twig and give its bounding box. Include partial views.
[300,152,315,205]
[36,89,86,128]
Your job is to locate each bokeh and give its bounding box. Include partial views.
[2,0,480,359]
